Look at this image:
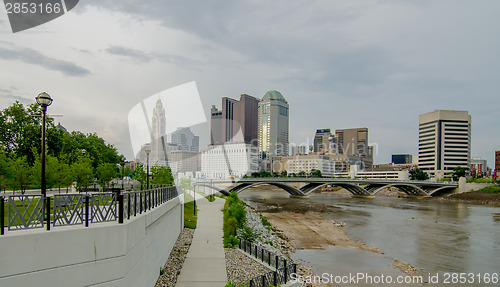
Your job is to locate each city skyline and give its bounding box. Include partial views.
[0,1,499,166]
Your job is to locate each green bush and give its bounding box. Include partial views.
[238,226,260,242]
[260,213,271,227]
[223,235,239,248]
[223,192,247,247]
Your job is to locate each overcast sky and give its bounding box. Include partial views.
[1,0,499,166]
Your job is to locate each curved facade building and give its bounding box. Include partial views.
[258,90,289,160]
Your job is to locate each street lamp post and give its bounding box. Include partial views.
[145,147,151,190]
[36,92,53,198]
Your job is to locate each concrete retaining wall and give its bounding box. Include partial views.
[457,177,493,193]
[0,197,183,287]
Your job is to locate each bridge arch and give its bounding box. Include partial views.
[229,182,306,196]
[300,182,371,196]
[368,184,429,196]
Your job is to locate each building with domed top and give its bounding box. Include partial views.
[258,90,289,162]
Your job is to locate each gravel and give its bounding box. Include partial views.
[155,228,195,287]
[225,248,272,285]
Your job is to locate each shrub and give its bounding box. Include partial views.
[223,192,247,247]
[237,226,261,243]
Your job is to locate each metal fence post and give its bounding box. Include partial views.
[149,190,152,210]
[261,248,264,262]
[139,192,142,214]
[85,195,89,227]
[127,193,131,220]
[46,196,51,231]
[0,196,4,235]
[273,271,277,286]
[261,274,265,287]
[275,255,279,270]
[268,251,271,266]
[284,259,288,283]
[118,193,124,224]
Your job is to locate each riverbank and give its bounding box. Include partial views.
[243,196,424,286]
[442,191,500,206]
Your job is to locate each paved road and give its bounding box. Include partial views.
[176,196,228,287]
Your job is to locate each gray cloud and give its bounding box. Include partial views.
[0,45,90,76]
[105,45,200,70]
[0,87,32,103]
[105,46,152,63]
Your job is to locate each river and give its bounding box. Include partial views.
[239,190,500,286]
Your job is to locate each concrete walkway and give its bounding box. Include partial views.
[176,196,228,287]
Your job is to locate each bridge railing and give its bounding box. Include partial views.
[0,186,180,235]
[238,238,297,287]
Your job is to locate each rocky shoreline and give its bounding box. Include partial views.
[225,205,328,286]
[155,228,195,287]
[241,196,425,287]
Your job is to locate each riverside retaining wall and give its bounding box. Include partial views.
[0,197,183,286]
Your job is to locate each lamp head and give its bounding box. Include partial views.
[36,92,53,107]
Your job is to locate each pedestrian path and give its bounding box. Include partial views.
[176,196,228,287]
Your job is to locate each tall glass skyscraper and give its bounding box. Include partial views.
[258,90,289,160]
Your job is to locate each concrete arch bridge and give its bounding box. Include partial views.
[194,178,458,198]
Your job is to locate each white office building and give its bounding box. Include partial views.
[201,142,259,179]
[418,110,471,178]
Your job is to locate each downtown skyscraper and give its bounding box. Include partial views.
[210,94,260,145]
[418,110,471,178]
[258,90,289,160]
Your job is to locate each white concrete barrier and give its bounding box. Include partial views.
[0,197,183,287]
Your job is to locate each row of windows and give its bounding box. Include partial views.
[445,128,469,132]
[444,132,469,136]
[444,136,468,140]
[419,124,436,131]
[444,124,469,128]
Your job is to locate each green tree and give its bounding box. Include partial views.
[11,156,31,194]
[151,165,174,185]
[0,152,12,191]
[0,102,48,164]
[259,171,271,178]
[310,169,323,178]
[297,171,307,177]
[30,154,59,189]
[409,168,429,180]
[133,164,147,188]
[70,157,93,192]
[452,166,467,180]
[55,162,71,193]
[96,163,117,189]
[280,170,288,177]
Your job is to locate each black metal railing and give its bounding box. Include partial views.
[238,238,297,287]
[0,186,180,235]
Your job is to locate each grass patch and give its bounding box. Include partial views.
[468,178,497,183]
[474,185,500,193]
[184,192,197,229]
